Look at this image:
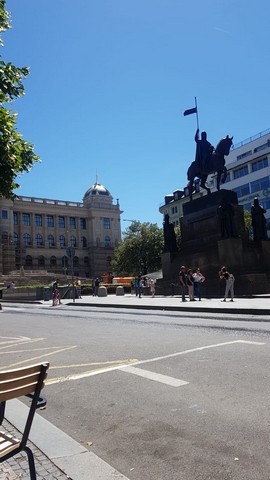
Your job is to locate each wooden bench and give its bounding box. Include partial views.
[0,362,49,480]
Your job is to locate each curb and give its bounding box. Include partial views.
[66,301,270,317]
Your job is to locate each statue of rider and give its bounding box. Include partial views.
[195,129,214,173]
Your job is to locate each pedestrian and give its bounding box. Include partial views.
[135,273,142,297]
[52,279,62,304]
[192,268,205,301]
[137,275,143,298]
[149,278,156,298]
[187,269,195,301]
[179,265,187,302]
[52,288,60,306]
[219,266,235,302]
[94,277,100,296]
[76,278,82,298]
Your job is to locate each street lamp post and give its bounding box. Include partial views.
[66,246,76,303]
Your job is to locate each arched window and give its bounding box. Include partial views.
[48,234,54,247]
[104,236,111,247]
[25,255,32,267]
[81,236,87,248]
[50,256,57,267]
[73,256,79,267]
[59,235,66,247]
[70,235,76,247]
[23,233,31,247]
[84,256,89,265]
[38,255,45,267]
[36,234,43,247]
[62,256,68,267]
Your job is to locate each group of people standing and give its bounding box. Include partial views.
[179,265,235,302]
[133,273,156,298]
[179,266,205,302]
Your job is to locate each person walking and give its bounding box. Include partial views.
[149,278,156,298]
[187,269,195,301]
[52,279,62,304]
[192,268,205,301]
[179,266,187,302]
[219,266,235,302]
[76,278,82,298]
[94,277,100,296]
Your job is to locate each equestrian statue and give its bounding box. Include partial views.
[187,129,233,199]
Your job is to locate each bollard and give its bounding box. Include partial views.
[98,286,107,297]
[116,285,125,296]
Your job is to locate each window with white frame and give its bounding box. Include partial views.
[103,218,110,229]
[22,213,30,226]
[250,176,270,193]
[35,234,43,247]
[233,165,249,179]
[251,157,268,172]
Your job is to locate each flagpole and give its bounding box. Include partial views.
[195,97,199,131]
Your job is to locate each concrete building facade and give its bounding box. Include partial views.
[215,128,270,225]
[0,181,122,277]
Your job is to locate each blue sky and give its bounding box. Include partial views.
[3,0,270,227]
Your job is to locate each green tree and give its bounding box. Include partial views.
[174,224,182,250]
[0,0,40,199]
[243,210,252,238]
[111,221,163,275]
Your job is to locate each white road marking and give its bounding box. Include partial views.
[119,365,189,387]
[128,339,265,366]
[0,336,31,344]
[46,339,265,385]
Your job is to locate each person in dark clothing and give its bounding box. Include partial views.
[179,266,187,302]
[187,269,195,301]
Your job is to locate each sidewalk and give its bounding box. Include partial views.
[1,399,129,480]
[1,293,270,480]
[62,293,270,316]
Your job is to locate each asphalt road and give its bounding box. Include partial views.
[1,304,270,480]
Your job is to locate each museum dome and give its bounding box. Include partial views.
[83,181,111,200]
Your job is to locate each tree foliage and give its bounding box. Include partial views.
[111,221,164,275]
[243,210,252,238]
[0,0,40,199]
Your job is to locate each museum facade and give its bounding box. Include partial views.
[0,181,122,277]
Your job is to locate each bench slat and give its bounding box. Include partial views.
[0,363,47,381]
[0,431,20,458]
[0,382,46,401]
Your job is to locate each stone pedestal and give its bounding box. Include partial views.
[160,189,270,296]
[218,238,243,268]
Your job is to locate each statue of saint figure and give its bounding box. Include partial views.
[251,197,268,241]
[163,214,178,252]
[217,200,235,238]
[194,129,214,173]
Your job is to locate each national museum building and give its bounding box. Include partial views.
[160,128,270,233]
[0,181,122,277]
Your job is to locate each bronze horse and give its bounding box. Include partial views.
[187,135,233,198]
